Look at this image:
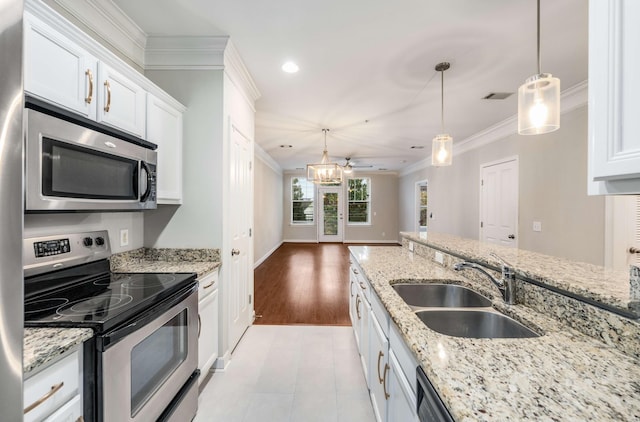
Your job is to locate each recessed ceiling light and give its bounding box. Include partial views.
[410,146,425,149]
[282,61,299,73]
[279,144,293,148]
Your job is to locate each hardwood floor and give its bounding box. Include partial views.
[254,243,351,325]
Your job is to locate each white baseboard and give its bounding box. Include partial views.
[344,239,400,244]
[254,241,283,269]
[282,239,319,243]
[213,350,231,371]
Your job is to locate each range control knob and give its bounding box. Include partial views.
[83,237,94,247]
[95,237,105,246]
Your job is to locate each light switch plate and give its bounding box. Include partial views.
[533,221,542,232]
[120,229,129,246]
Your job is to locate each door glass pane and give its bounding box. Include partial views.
[323,192,338,235]
[130,310,188,416]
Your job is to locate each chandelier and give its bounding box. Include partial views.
[306,129,343,184]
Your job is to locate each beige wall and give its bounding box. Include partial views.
[399,105,606,265]
[254,156,283,266]
[283,171,400,243]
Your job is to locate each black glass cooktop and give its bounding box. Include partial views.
[24,259,197,333]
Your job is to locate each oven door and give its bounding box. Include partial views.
[25,108,157,212]
[100,286,198,422]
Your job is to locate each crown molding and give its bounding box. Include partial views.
[49,0,146,67]
[223,41,262,105]
[254,144,283,175]
[399,80,588,177]
[145,36,229,70]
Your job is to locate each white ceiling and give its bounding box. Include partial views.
[112,0,588,172]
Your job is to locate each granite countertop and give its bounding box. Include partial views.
[401,232,635,312]
[24,327,93,375]
[110,247,220,278]
[350,245,640,421]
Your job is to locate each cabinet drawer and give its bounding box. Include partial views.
[43,394,82,422]
[24,350,80,422]
[198,271,218,300]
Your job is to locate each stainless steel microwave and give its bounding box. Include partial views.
[25,108,157,212]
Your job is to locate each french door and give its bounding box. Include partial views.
[318,187,343,242]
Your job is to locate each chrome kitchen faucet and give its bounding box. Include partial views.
[453,253,516,305]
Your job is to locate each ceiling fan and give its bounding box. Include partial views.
[342,157,373,174]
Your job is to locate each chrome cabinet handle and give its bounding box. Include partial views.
[630,247,640,254]
[85,69,93,104]
[197,314,202,338]
[24,382,64,414]
[231,248,240,256]
[383,364,390,400]
[355,295,361,320]
[104,80,111,112]
[377,351,384,384]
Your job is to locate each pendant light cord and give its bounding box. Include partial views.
[440,68,444,134]
[322,128,329,151]
[537,0,541,75]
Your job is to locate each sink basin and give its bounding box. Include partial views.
[392,283,492,308]
[415,310,540,339]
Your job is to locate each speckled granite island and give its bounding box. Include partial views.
[110,247,221,278]
[349,243,640,421]
[24,327,93,375]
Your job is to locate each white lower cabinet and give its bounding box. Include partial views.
[24,349,82,422]
[349,257,420,422]
[198,270,219,384]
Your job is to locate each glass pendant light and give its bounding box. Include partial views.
[518,0,560,135]
[306,129,343,184]
[432,62,453,167]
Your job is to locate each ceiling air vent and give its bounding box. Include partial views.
[482,92,513,100]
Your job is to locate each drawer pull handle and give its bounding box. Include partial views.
[85,69,93,104]
[104,80,111,112]
[77,417,84,422]
[202,281,215,289]
[383,363,390,400]
[349,281,354,298]
[355,295,361,320]
[359,281,366,290]
[198,314,202,338]
[377,351,384,384]
[352,268,359,274]
[24,382,64,414]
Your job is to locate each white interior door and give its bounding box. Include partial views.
[229,125,253,350]
[415,181,428,233]
[480,158,518,247]
[318,187,343,242]
[605,195,640,270]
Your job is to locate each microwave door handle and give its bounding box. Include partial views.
[140,161,152,202]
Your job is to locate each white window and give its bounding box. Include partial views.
[291,177,314,224]
[348,178,371,224]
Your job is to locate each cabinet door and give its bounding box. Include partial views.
[147,94,183,204]
[97,62,146,138]
[359,296,371,388]
[198,288,219,383]
[369,312,388,422]
[349,277,358,333]
[588,0,640,194]
[24,13,97,119]
[388,351,419,422]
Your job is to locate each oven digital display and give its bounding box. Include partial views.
[34,239,70,258]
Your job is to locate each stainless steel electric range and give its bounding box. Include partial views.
[24,231,199,422]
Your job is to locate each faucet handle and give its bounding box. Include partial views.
[489,252,515,279]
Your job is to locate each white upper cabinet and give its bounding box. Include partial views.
[147,94,183,204]
[24,13,97,119]
[97,63,147,138]
[588,0,640,194]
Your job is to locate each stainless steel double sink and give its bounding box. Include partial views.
[392,283,539,339]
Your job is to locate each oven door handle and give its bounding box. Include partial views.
[97,281,197,351]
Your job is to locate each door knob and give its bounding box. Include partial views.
[630,247,640,254]
[508,234,515,239]
[231,248,240,256]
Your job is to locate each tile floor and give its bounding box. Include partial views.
[194,325,376,422]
